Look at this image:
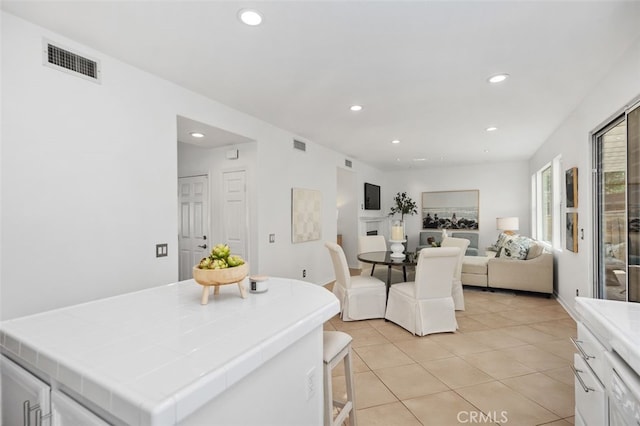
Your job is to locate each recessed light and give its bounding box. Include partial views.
[488,73,509,84]
[413,158,426,162]
[486,127,498,132]
[350,105,363,112]
[391,139,400,144]
[190,132,205,138]
[238,9,263,26]
[484,149,490,153]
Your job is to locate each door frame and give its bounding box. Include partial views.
[591,94,640,300]
[592,116,626,299]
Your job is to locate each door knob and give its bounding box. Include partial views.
[198,244,207,249]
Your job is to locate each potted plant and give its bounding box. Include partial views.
[388,192,418,243]
[389,192,418,221]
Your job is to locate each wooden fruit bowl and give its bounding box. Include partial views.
[193,263,248,304]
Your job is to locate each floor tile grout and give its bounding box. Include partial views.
[326,281,576,425]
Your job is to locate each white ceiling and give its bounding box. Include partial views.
[176,116,254,149]
[4,1,640,170]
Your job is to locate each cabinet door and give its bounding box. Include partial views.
[51,390,109,426]
[1,354,51,426]
[574,354,607,426]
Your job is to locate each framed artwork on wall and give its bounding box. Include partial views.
[567,212,578,252]
[422,190,479,230]
[566,167,578,208]
[291,188,322,243]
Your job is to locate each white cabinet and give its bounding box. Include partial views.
[573,322,608,425]
[1,355,107,426]
[573,354,607,426]
[1,354,51,426]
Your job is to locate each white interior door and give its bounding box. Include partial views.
[222,170,247,260]
[178,175,209,280]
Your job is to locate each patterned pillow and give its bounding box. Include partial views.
[489,232,514,251]
[497,236,533,260]
[526,242,544,260]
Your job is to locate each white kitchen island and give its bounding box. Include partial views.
[574,297,640,425]
[0,277,340,425]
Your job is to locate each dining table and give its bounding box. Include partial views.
[357,250,418,298]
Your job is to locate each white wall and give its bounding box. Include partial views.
[529,36,640,314]
[387,161,531,253]
[0,13,388,319]
[254,136,386,285]
[2,13,179,319]
[337,167,359,267]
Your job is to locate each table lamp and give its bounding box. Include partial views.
[496,217,519,235]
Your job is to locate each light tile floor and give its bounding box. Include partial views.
[324,286,576,426]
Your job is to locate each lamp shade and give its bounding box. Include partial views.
[496,217,519,231]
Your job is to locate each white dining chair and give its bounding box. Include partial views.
[384,247,460,335]
[357,235,405,283]
[441,236,470,310]
[325,241,386,321]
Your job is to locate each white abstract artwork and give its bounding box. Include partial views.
[292,188,322,243]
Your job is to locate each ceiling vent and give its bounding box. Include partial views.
[345,159,353,168]
[293,139,306,152]
[43,39,101,83]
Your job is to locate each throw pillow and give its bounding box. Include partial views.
[526,242,544,260]
[499,236,533,260]
[490,232,515,252]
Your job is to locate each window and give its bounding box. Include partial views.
[532,155,562,248]
[540,165,553,242]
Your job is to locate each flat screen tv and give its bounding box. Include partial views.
[364,183,381,210]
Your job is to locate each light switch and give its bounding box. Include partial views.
[269,234,275,243]
[156,243,168,257]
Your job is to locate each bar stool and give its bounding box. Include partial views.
[323,331,356,426]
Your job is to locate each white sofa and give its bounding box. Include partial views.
[461,238,554,295]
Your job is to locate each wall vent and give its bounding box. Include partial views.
[345,159,353,168]
[43,39,101,83]
[293,139,306,152]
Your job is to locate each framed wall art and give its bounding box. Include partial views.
[422,190,479,230]
[291,188,322,243]
[566,212,578,252]
[566,167,578,208]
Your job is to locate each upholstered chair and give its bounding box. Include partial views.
[384,247,459,335]
[450,232,479,256]
[357,235,405,283]
[441,237,470,310]
[325,241,386,321]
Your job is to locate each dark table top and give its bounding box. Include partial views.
[357,251,417,266]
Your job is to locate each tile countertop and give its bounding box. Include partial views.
[575,297,640,375]
[0,278,340,425]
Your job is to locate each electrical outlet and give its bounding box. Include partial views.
[156,243,168,258]
[305,367,316,400]
[302,269,307,278]
[269,234,275,243]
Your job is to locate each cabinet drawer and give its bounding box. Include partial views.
[573,354,607,426]
[52,391,109,425]
[574,322,606,381]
